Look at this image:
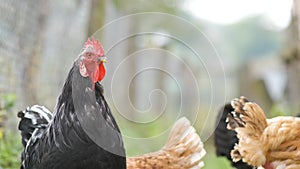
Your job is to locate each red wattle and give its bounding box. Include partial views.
[97,62,106,81]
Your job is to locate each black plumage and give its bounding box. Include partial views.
[18,105,53,147]
[214,104,252,169]
[18,57,126,169]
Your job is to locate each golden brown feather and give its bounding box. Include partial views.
[127,117,206,169]
[227,96,300,169]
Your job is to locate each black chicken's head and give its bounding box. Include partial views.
[78,38,107,88]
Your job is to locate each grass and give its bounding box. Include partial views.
[0,93,20,169]
[203,140,233,169]
[0,131,22,169]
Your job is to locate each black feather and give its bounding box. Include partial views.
[214,104,252,169]
[18,105,52,147]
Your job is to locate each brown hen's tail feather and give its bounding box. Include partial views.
[164,117,206,168]
[226,96,268,167]
[227,96,268,134]
[127,117,206,169]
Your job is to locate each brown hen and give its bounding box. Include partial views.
[227,96,300,169]
[127,117,206,169]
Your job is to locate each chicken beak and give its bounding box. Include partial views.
[98,56,107,63]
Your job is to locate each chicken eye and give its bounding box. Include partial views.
[86,53,92,58]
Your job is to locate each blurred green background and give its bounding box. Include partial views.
[0,0,300,169]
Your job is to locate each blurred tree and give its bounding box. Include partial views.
[221,15,283,113]
[107,0,186,111]
[237,64,273,114]
[0,0,92,130]
[37,0,91,108]
[224,16,281,63]
[0,0,50,107]
[22,1,49,106]
[88,0,106,36]
[282,0,300,113]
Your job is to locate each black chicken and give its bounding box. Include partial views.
[19,105,207,169]
[214,104,253,169]
[18,38,126,169]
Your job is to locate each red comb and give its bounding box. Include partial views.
[84,37,105,56]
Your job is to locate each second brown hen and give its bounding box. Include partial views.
[227,96,300,169]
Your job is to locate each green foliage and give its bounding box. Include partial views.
[269,104,294,117]
[1,94,16,110]
[0,93,17,139]
[0,132,22,169]
[0,93,19,169]
[224,16,282,62]
[116,114,171,156]
[111,0,182,14]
